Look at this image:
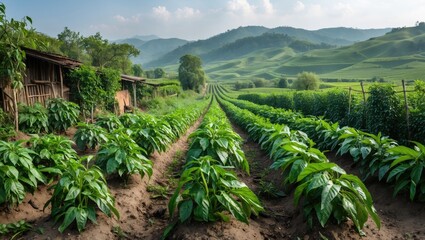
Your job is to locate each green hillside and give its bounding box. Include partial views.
[145,26,389,67]
[204,25,425,82]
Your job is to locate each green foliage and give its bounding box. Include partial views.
[44,156,119,233]
[277,78,289,88]
[387,142,425,201]
[95,114,123,132]
[0,220,32,238]
[293,72,321,90]
[0,140,44,207]
[47,98,80,133]
[68,65,102,111]
[366,84,403,139]
[295,163,380,232]
[82,32,139,73]
[154,68,166,78]
[169,156,263,223]
[95,130,153,181]
[98,68,121,110]
[0,108,15,140]
[18,103,49,134]
[29,134,77,181]
[130,114,173,156]
[187,103,249,173]
[178,54,206,93]
[132,64,143,77]
[57,27,87,62]
[74,123,108,151]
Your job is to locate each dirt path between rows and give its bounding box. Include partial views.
[1,115,206,240]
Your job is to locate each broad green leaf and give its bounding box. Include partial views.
[297,163,338,182]
[179,200,193,223]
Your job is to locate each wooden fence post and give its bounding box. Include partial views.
[402,79,411,140]
[360,81,366,103]
[348,87,352,115]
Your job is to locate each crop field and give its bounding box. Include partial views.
[1,83,425,240]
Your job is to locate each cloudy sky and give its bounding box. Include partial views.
[3,0,424,40]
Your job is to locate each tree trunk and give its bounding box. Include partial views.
[12,88,18,132]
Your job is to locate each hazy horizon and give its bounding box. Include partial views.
[3,0,424,41]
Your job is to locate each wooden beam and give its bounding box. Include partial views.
[132,82,137,107]
[59,66,64,98]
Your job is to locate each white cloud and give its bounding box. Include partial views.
[262,0,274,15]
[332,2,354,16]
[293,1,305,12]
[227,0,256,16]
[113,14,140,23]
[152,6,171,20]
[175,7,201,19]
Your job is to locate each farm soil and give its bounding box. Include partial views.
[2,120,425,240]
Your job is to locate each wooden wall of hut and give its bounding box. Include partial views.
[1,56,69,112]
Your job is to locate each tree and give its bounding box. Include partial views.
[0,3,34,130]
[132,64,143,77]
[178,54,205,92]
[83,32,140,73]
[277,78,289,88]
[154,68,165,79]
[253,78,267,88]
[292,72,320,90]
[57,27,87,61]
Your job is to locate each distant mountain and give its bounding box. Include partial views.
[116,37,145,48]
[132,35,160,41]
[201,33,333,63]
[134,38,189,65]
[146,26,269,67]
[146,26,390,67]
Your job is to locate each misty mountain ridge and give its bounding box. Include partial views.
[143,26,391,67]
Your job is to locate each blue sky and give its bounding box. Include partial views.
[3,0,425,40]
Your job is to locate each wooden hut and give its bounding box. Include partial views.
[0,47,81,113]
[116,74,146,114]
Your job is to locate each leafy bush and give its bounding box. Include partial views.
[292,72,320,90]
[386,141,425,201]
[295,163,380,232]
[130,114,173,156]
[0,109,14,140]
[18,103,49,134]
[47,98,80,133]
[95,129,152,181]
[366,84,403,139]
[0,140,44,207]
[44,156,119,233]
[74,123,108,151]
[169,156,263,223]
[29,134,78,180]
[95,114,123,132]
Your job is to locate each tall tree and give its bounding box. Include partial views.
[132,64,143,77]
[0,3,34,130]
[178,54,205,92]
[154,68,165,79]
[83,32,140,73]
[57,27,87,61]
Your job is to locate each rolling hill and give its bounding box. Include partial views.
[203,25,425,81]
[145,26,390,67]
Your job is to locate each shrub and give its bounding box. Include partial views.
[74,123,108,151]
[44,156,119,232]
[95,114,123,132]
[18,103,49,134]
[293,72,320,90]
[47,98,80,133]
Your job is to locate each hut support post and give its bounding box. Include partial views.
[132,82,137,108]
[59,66,64,98]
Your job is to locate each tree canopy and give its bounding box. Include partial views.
[178,54,205,93]
[292,72,320,90]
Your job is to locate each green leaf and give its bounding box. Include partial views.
[75,208,88,232]
[65,186,81,201]
[179,200,193,223]
[58,207,77,233]
[321,182,341,210]
[297,163,338,182]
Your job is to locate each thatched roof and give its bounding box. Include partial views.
[22,47,82,69]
